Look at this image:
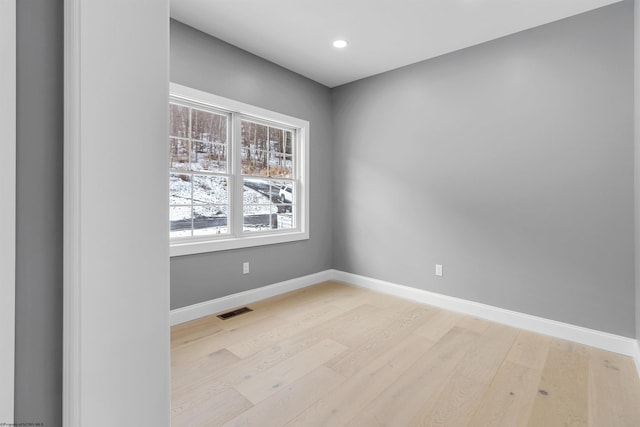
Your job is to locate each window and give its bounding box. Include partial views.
[169,83,309,256]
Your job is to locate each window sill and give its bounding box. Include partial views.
[170,230,309,257]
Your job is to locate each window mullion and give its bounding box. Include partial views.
[188,107,194,237]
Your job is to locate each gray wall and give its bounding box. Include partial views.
[170,20,334,309]
[15,0,63,425]
[332,1,635,337]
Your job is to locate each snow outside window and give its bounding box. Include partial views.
[169,84,309,256]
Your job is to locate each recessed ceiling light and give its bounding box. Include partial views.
[333,40,348,49]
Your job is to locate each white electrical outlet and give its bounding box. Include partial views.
[243,262,250,275]
[435,264,443,277]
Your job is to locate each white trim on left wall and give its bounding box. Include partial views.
[634,340,640,381]
[0,0,16,423]
[63,0,81,424]
[64,1,170,425]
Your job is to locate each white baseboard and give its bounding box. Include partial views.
[330,270,637,357]
[170,268,638,358]
[170,270,333,325]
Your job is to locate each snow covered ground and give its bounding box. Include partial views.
[169,174,274,218]
[169,174,293,237]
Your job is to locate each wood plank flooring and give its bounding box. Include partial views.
[171,281,640,426]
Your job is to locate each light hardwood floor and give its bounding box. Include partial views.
[171,281,640,426]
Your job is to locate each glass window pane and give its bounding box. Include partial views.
[193,205,229,236]
[243,204,275,232]
[243,178,272,204]
[284,131,293,155]
[170,206,192,238]
[241,120,254,148]
[169,138,189,170]
[241,120,268,150]
[269,153,292,178]
[169,173,192,205]
[191,142,227,173]
[269,127,283,152]
[192,175,228,205]
[170,104,189,138]
[191,108,227,143]
[243,178,273,232]
[241,148,268,176]
[273,180,293,204]
[284,156,293,177]
[275,209,294,230]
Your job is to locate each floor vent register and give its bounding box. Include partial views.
[217,307,253,320]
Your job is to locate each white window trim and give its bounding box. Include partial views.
[169,83,310,257]
[0,0,16,423]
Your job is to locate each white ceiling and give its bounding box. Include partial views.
[171,0,623,88]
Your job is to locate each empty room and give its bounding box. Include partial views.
[167,0,640,424]
[6,0,640,426]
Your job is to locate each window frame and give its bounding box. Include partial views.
[169,83,310,257]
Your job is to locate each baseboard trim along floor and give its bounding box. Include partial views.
[170,270,333,326]
[170,269,639,361]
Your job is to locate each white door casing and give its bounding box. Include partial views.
[64,1,170,425]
